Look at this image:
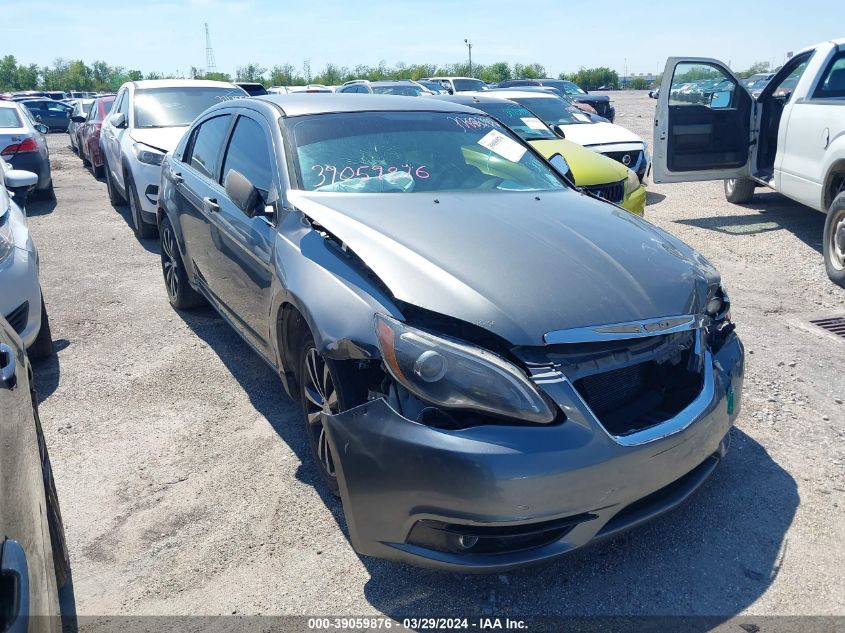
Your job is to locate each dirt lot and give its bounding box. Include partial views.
[25,90,844,619]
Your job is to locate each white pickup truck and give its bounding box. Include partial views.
[652,39,845,287]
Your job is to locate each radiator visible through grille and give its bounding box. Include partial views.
[569,339,704,437]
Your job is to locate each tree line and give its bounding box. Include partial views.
[0,54,637,92]
[1,53,773,93]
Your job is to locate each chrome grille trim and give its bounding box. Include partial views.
[544,314,709,345]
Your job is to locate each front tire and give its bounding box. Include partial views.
[159,215,205,310]
[823,192,845,288]
[296,336,368,497]
[126,172,157,239]
[28,295,55,361]
[724,178,755,204]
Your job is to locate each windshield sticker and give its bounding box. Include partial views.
[477,130,527,163]
[572,112,592,123]
[311,163,430,188]
[520,117,547,130]
[451,115,499,131]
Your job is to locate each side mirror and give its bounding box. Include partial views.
[35,123,49,134]
[552,124,566,139]
[5,169,38,189]
[109,112,127,128]
[548,153,575,185]
[71,115,87,123]
[709,90,732,109]
[224,169,261,217]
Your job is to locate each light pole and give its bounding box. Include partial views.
[464,39,473,77]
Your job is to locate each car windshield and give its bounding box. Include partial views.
[508,97,592,126]
[469,101,556,141]
[286,111,565,194]
[372,85,424,96]
[133,86,245,128]
[550,81,585,95]
[452,79,488,92]
[0,108,22,128]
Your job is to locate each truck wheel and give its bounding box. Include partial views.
[823,192,845,288]
[724,178,755,204]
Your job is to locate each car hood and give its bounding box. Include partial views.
[288,190,719,346]
[530,139,628,186]
[558,122,643,147]
[129,126,189,153]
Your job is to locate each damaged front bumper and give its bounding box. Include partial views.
[323,333,743,572]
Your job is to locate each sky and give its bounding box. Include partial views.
[0,0,839,78]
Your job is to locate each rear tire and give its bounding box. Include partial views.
[724,178,755,204]
[159,215,205,310]
[126,172,156,239]
[823,192,845,288]
[28,295,55,361]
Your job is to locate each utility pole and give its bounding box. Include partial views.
[464,39,473,77]
[205,23,217,75]
[624,57,627,89]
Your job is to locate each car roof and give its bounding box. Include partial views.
[128,79,240,90]
[250,93,483,117]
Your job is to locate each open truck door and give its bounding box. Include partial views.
[653,58,757,183]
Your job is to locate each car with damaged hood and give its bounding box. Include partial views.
[156,94,744,572]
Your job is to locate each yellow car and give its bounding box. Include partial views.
[436,95,647,215]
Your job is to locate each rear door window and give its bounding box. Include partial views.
[184,115,231,179]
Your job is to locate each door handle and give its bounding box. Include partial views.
[0,539,30,633]
[172,172,184,185]
[0,343,17,390]
[203,197,220,212]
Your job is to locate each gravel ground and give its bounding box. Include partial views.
[25,90,844,620]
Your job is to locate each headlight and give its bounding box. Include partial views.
[706,285,731,321]
[624,168,640,195]
[0,211,14,263]
[375,314,556,424]
[132,143,164,166]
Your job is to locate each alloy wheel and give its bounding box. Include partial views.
[302,347,339,479]
[161,225,179,299]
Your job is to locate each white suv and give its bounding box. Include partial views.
[100,80,246,238]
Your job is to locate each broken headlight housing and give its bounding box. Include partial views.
[374,314,555,424]
[705,285,731,321]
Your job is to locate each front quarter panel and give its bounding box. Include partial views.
[272,208,402,370]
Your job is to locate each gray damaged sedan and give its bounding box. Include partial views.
[157,94,743,572]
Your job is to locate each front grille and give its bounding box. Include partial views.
[584,180,624,204]
[602,150,643,170]
[4,301,29,335]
